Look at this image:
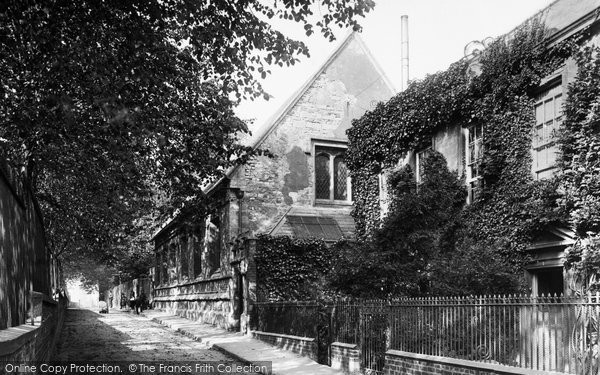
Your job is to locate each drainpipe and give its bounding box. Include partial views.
[401,15,409,91]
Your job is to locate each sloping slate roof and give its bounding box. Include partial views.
[286,215,343,241]
[541,0,599,34]
[502,0,600,43]
[270,206,354,241]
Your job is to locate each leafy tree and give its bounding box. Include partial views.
[0,0,374,280]
[328,152,467,298]
[427,238,524,296]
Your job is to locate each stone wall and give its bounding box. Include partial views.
[0,158,54,330]
[151,188,244,331]
[0,295,67,365]
[383,350,568,375]
[250,331,318,362]
[330,342,360,374]
[152,276,235,330]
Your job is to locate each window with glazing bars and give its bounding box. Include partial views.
[533,84,562,180]
[466,124,483,203]
[416,148,432,183]
[315,146,350,202]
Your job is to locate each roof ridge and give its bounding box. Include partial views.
[249,31,357,151]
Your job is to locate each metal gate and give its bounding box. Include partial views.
[359,301,388,374]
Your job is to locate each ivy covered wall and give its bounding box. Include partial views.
[254,234,335,300]
[346,20,592,294]
[561,44,600,292]
[251,20,600,299]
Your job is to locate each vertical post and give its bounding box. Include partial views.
[30,280,34,325]
[400,15,409,92]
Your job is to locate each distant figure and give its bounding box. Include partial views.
[99,300,108,314]
[120,293,127,309]
[129,291,137,312]
[108,291,113,308]
[138,291,147,313]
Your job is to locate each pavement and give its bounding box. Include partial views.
[54,309,236,363]
[139,309,345,375]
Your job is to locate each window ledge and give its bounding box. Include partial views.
[314,200,353,207]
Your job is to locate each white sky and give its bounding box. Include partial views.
[235,0,554,133]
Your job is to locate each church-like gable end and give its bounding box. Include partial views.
[150,31,394,330]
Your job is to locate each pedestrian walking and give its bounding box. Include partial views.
[129,291,137,313]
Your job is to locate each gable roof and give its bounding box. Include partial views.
[203,31,395,195]
[153,32,393,241]
[248,31,395,151]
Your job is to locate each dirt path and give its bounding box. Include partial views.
[54,308,236,363]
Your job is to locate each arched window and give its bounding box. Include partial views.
[314,145,351,203]
[334,155,348,200]
[160,248,168,285]
[168,244,177,284]
[180,236,189,281]
[315,153,331,199]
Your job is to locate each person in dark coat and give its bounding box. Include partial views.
[129,291,137,312]
[138,291,147,313]
[120,293,127,309]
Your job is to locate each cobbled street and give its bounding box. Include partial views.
[54,308,239,364]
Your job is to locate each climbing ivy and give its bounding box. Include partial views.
[348,60,469,236]
[328,151,468,297]
[254,234,335,301]
[560,46,600,292]
[347,19,578,285]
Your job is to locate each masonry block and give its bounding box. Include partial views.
[330,342,360,374]
[250,331,318,362]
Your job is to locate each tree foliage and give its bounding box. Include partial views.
[0,0,374,279]
[328,152,467,298]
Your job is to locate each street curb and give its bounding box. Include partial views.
[142,314,271,375]
[211,344,271,375]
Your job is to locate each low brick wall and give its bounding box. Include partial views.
[250,331,318,362]
[384,350,570,375]
[330,342,360,374]
[0,295,67,364]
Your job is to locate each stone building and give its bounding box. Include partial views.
[151,32,395,330]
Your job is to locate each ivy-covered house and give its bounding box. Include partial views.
[151,32,394,330]
[347,0,600,297]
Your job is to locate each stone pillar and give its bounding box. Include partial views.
[244,238,257,333]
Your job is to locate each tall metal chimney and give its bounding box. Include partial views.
[401,15,409,91]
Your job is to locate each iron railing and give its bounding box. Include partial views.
[251,301,333,365]
[252,294,600,374]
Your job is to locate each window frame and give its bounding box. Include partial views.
[415,147,432,184]
[312,140,352,206]
[465,123,483,204]
[532,77,562,180]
